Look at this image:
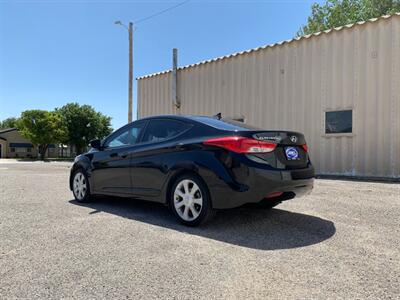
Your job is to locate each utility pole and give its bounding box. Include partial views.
[114,1,189,122]
[172,48,180,110]
[115,21,134,123]
[128,22,133,123]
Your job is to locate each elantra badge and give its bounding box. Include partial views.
[290,136,297,143]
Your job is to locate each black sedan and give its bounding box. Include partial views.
[70,115,314,226]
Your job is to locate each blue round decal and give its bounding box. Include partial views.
[285,147,299,160]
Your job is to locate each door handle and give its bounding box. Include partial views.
[175,143,184,150]
[120,152,130,158]
[110,152,129,158]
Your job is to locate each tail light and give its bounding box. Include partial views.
[203,136,277,153]
[301,144,308,152]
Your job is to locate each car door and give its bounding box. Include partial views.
[91,121,146,195]
[130,119,192,200]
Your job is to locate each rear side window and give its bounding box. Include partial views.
[142,119,190,143]
[325,110,352,134]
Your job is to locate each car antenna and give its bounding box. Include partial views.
[213,112,222,120]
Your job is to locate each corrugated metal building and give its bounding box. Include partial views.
[137,13,400,179]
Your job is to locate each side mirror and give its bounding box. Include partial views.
[89,139,102,150]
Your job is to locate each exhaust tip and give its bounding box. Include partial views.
[266,191,284,199]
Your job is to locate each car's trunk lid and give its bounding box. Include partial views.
[245,131,309,169]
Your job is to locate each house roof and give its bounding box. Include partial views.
[137,12,400,80]
[0,128,17,134]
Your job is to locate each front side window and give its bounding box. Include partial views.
[325,110,352,134]
[142,119,190,143]
[106,122,145,148]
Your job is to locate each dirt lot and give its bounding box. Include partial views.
[0,161,399,299]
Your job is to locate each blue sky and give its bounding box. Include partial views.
[0,0,320,129]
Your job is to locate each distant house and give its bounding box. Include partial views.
[0,128,72,158]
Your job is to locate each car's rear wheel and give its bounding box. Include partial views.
[170,174,214,226]
[72,170,91,203]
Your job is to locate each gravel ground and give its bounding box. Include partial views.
[0,161,399,299]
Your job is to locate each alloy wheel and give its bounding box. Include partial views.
[73,172,87,201]
[173,179,203,221]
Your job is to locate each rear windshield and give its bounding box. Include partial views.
[191,116,261,131]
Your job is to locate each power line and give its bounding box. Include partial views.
[134,0,190,25]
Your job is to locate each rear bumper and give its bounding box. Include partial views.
[209,165,314,209]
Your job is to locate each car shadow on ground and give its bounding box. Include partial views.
[69,197,335,251]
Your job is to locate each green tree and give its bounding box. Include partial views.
[56,103,113,154]
[298,0,400,36]
[17,110,67,160]
[0,117,19,129]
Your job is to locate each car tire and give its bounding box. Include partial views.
[72,169,91,203]
[169,174,215,226]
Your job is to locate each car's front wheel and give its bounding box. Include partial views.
[72,169,91,203]
[170,174,214,226]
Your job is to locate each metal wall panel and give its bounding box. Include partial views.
[137,15,400,179]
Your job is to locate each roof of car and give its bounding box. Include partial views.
[138,114,205,121]
[137,115,260,131]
